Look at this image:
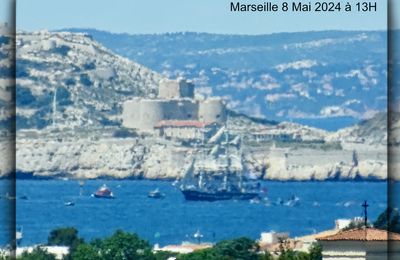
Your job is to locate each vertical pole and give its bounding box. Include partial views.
[362,200,369,227]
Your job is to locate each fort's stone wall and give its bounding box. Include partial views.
[162,100,198,121]
[122,79,227,132]
[158,78,194,99]
[198,98,226,124]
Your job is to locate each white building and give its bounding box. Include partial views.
[259,231,289,246]
[154,120,218,140]
[16,246,69,260]
[296,217,364,252]
[334,217,363,230]
[153,242,212,254]
[316,227,400,260]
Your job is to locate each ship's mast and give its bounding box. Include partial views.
[222,174,228,191]
[238,135,243,191]
[198,125,206,189]
[198,171,204,189]
[222,128,230,191]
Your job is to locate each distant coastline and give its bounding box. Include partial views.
[11,171,389,182]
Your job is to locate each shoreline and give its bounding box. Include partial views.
[8,174,390,183]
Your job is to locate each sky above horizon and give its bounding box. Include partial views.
[5,0,393,35]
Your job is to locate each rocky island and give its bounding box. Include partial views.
[0,29,395,181]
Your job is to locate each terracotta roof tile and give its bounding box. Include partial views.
[296,229,339,241]
[316,228,400,241]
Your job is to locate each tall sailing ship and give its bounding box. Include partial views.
[179,133,261,201]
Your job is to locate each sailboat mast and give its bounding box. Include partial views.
[239,135,244,190]
[223,174,228,190]
[224,128,230,190]
[199,125,206,190]
[199,171,203,189]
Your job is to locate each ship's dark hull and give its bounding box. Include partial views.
[92,194,114,199]
[181,189,259,201]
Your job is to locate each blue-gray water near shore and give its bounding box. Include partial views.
[0,180,392,246]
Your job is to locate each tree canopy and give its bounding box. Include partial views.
[72,230,155,260]
[374,207,400,233]
[19,227,323,260]
[47,227,84,248]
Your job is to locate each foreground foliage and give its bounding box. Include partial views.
[16,228,322,260]
[48,227,84,250]
[19,247,57,260]
[179,237,259,260]
[72,230,155,260]
[374,207,400,233]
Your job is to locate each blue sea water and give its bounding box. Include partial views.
[0,180,13,246]
[9,180,390,247]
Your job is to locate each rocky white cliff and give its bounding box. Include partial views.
[12,112,391,181]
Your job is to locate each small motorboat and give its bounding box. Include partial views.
[91,184,115,199]
[249,197,261,204]
[148,188,165,199]
[284,195,300,207]
[64,201,75,206]
[4,193,16,200]
[193,230,204,243]
[16,227,23,246]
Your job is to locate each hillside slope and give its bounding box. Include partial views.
[17,30,162,130]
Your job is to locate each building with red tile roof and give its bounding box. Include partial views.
[317,228,400,241]
[154,120,218,140]
[154,120,214,128]
[316,228,400,260]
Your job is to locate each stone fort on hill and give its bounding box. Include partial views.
[122,78,227,133]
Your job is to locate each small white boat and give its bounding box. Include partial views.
[64,201,75,206]
[148,188,165,199]
[284,195,300,207]
[193,230,204,243]
[16,227,23,246]
[249,197,261,204]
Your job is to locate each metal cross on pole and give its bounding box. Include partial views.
[362,200,369,227]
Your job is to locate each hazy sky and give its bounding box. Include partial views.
[0,0,14,27]
[9,0,393,34]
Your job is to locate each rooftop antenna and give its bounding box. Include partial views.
[362,200,369,228]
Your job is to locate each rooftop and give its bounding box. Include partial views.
[316,228,400,241]
[155,120,214,128]
[154,243,212,254]
[296,229,339,242]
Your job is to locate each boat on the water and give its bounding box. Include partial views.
[19,195,28,200]
[193,230,204,243]
[284,195,300,207]
[179,133,261,202]
[64,201,75,206]
[91,184,115,199]
[273,195,300,207]
[16,227,23,246]
[148,188,165,199]
[181,189,258,201]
